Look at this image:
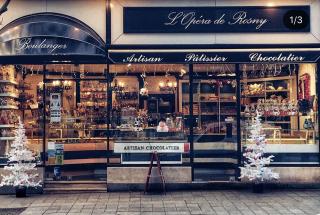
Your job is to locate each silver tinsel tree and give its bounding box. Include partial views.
[240,111,279,182]
[0,118,41,188]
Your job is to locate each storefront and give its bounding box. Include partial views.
[106,0,320,189]
[0,0,320,193]
[0,0,109,191]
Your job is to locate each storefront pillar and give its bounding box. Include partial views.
[107,64,111,165]
[236,64,242,181]
[318,61,320,165]
[188,64,194,181]
[42,65,46,167]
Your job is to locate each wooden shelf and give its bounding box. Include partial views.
[241,76,294,83]
[81,91,106,93]
[0,80,18,85]
[219,100,236,103]
[0,93,19,98]
[200,101,219,103]
[201,113,236,116]
[0,105,19,110]
[242,95,265,98]
[265,90,289,93]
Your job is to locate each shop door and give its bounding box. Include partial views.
[191,65,239,181]
[43,65,108,181]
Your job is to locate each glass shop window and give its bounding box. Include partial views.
[241,64,319,162]
[0,65,43,164]
[109,64,189,165]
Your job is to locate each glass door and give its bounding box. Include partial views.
[191,64,239,181]
[44,65,108,181]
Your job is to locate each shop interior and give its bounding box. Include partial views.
[0,63,318,180]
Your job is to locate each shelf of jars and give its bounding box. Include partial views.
[241,74,297,130]
[0,66,20,159]
[180,80,237,135]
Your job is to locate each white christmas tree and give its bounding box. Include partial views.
[0,118,41,188]
[239,111,279,182]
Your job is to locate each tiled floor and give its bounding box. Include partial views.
[0,190,319,215]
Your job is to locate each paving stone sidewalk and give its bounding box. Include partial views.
[0,190,319,215]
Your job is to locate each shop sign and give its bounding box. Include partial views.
[108,51,320,64]
[124,6,310,33]
[114,142,190,153]
[16,38,67,54]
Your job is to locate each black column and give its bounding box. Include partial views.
[42,65,47,167]
[317,62,320,165]
[75,73,81,105]
[106,65,111,166]
[236,64,242,181]
[189,64,194,181]
[137,75,144,109]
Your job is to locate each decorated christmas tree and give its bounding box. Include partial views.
[239,111,279,183]
[0,118,41,188]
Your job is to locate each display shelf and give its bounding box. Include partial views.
[200,101,219,103]
[0,137,15,140]
[180,79,237,135]
[193,133,227,135]
[201,113,236,116]
[241,75,296,131]
[0,80,18,85]
[0,125,15,128]
[219,100,237,103]
[0,105,19,110]
[240,76,294,83]
[243,95,265,98]
[80,97,107,100]
[265,90,289,93]
[0,93,19,98]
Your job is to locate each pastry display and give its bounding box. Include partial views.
[0,110,19,125]
[254,98,298,116]
[0,65,15,81]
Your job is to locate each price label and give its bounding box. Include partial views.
[283,10,309,30]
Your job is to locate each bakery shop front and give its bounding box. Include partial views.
[106,0,320,190]
[0,0,111,193]
[0,0,320,193]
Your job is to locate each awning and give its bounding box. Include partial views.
[0,12,106,63]
[108,48,320,64]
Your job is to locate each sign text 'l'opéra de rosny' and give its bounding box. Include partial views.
[165,11,267,30]
[124,6,310,33]
[16,38,67,54]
